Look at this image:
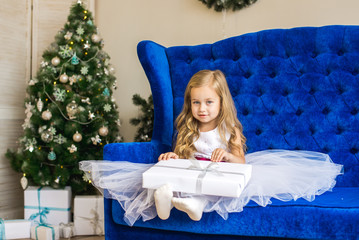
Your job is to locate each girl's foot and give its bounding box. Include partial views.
[172,197,206,221]
[154,184,173,220]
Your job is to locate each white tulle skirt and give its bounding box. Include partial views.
[79,150,343,226]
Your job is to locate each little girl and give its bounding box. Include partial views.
[80,70,343,226]
[155,70,246,221]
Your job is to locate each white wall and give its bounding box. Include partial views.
[95,0,359,142]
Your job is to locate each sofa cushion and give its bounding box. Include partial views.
[111,187,359,239]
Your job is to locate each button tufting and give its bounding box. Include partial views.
[323,147,330,153]
[281,129,287,135]
[336,126,344,135]
[256,55,263,60]
[322,107,330,115]
[350,148,358,154]
[311,52,317,58]
[309,126,316,135]
[282,90,289,97]
[337,50,344,56]
[351,108,358,115]
[233,55,240,61]
[255,129,262,136]
[269,72,276,78]
[244,72,251,79]
[186,59,191,64]
[337,86,345,95]
[296,109,303,116]
[269,110,276,116]
[309,88,316,95]
[242,109,249,116]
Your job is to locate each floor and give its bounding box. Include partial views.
[65,237,105,240]
[20,236,105,240]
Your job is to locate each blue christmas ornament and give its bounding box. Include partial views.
[87,20,93,26]
[48,151,56,161]
[103,88,110,97]
[71,53,79,65]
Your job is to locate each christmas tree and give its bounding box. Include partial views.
[6,0,122,194]
[130,94,153,142]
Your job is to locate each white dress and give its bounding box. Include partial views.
[79,129,343,226]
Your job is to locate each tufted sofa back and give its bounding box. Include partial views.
[167,26,359,187]
[139,26,359,187]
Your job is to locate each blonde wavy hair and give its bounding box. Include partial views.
[174,70,246,159]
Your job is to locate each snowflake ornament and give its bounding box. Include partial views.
[80,66,89,75]
[48,127,57,135]
[54,134,67,144]
[76,26,85,35]
[25,138,37,152]
[59,45,73,59]
[54,88,66,102]
[103,104,112,112]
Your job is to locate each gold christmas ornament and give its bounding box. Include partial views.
[99,126,109,136]
[51,56,61,66]
[73,131,83,142]
[42,110,52,120]
[60,73,69,83]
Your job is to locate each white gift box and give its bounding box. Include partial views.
[24,186,71,226]
[143,159,252,197]
[2,219,31,239]
[31,225,59,240]
[59,222,75,238]
[74,195,104,236]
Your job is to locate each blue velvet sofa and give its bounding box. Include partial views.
[103,25,359,240]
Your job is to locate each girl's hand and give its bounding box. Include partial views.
[158,152,179,161]
[211,148,228,162]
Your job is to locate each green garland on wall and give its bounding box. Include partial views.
[198,0,257,12]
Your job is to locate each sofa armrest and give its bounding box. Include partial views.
[137,41,173,146]
[103,140,171,164]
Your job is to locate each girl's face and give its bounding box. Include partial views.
[190,85,221,131]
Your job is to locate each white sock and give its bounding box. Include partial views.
[154,184,173,220]
[172,196,207,221]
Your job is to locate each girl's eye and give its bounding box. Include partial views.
[192,101,200,104]
[206,101,213,104]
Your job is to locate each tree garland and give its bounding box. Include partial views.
[198,0,257,12]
